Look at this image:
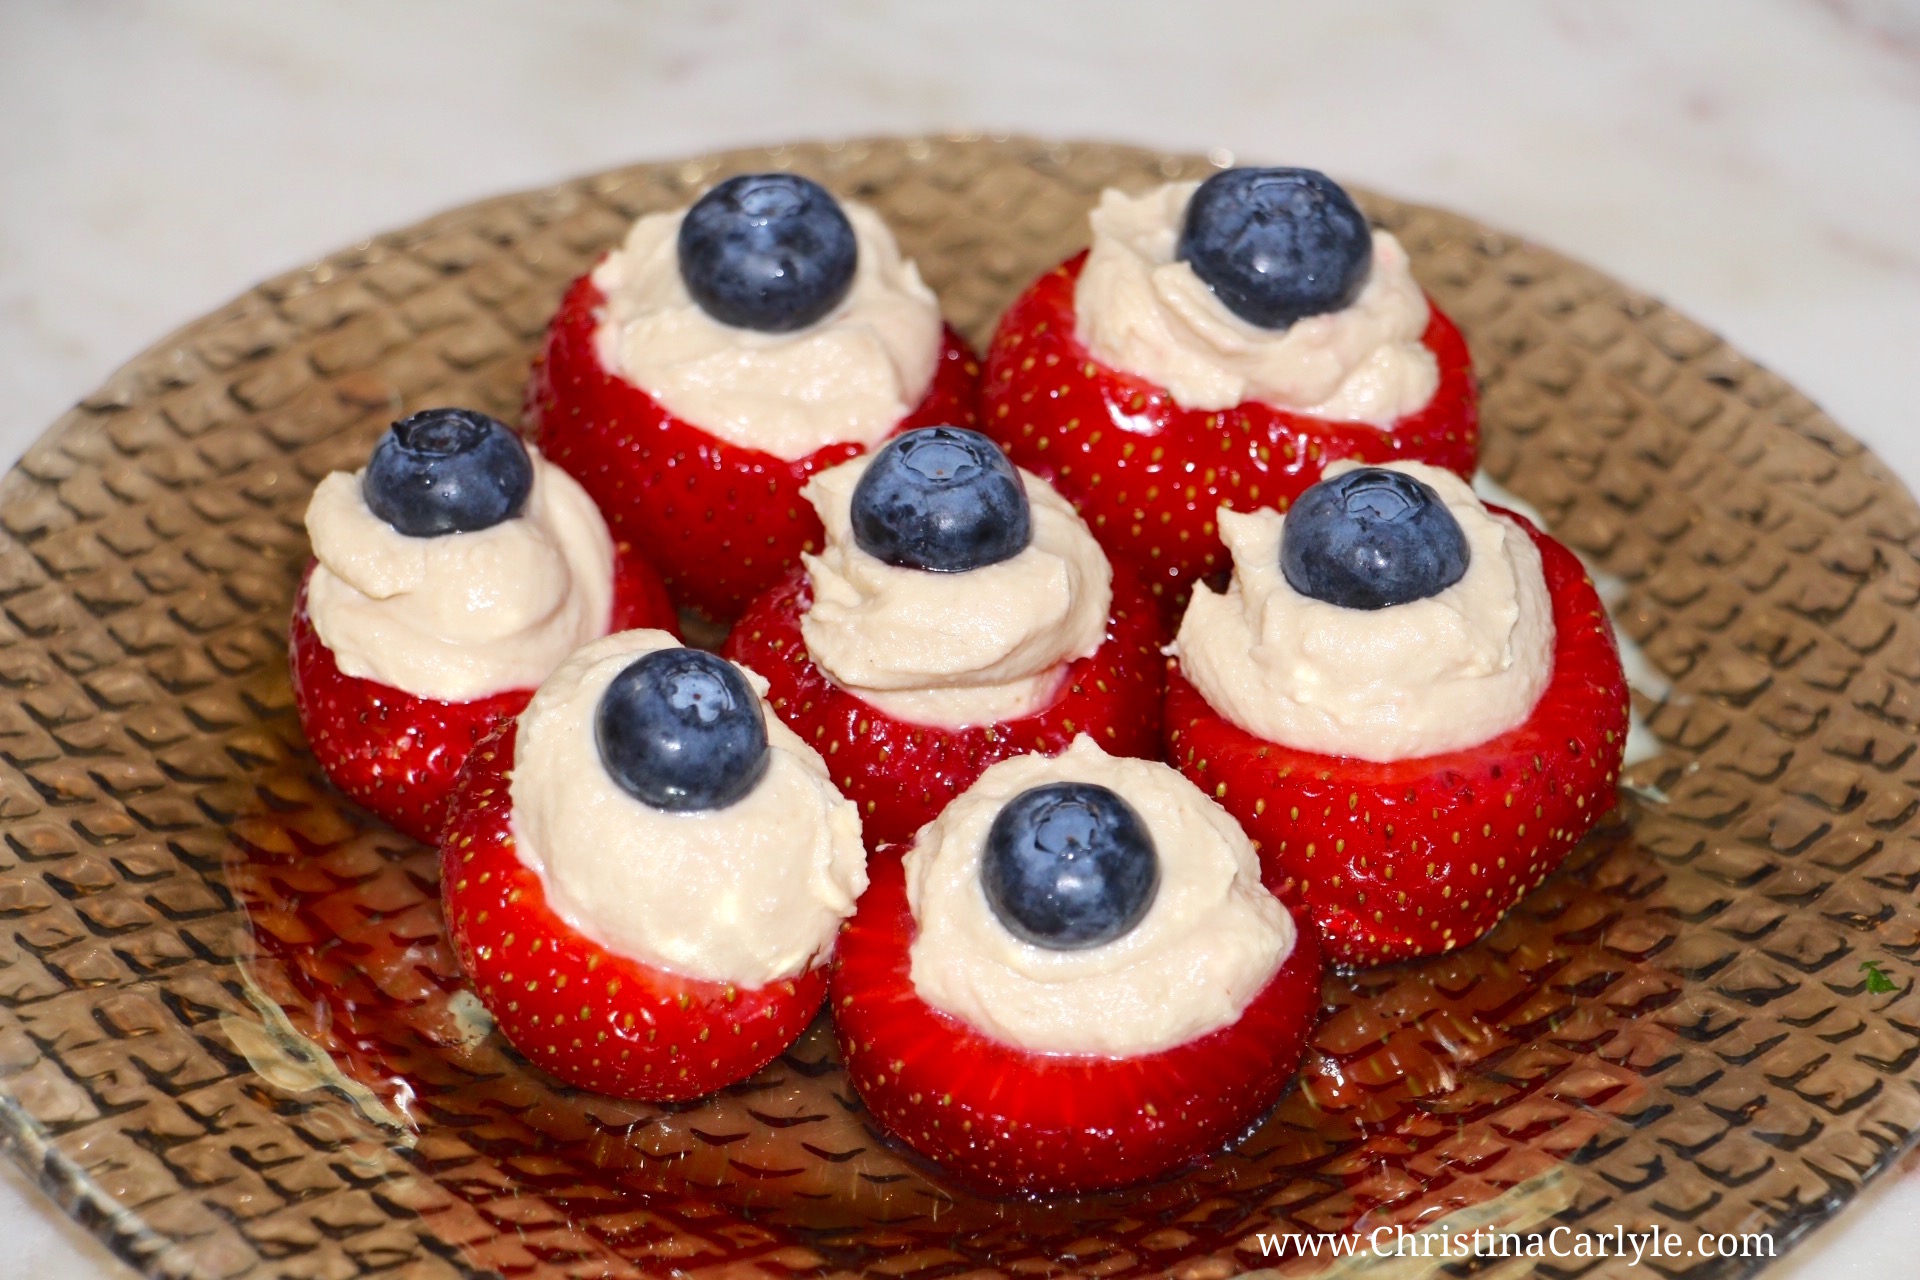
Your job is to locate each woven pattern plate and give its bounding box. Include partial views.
[3,137,1919,1280]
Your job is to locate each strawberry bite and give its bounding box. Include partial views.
[833,739,1322,1194]
[527,172,980,623]
[289,408,676,843]
[723,427,1165,848]
[442,630,867,1100]
[982,168,1477,610]
[1164,462,1629,966]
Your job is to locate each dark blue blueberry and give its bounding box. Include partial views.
[361,408,534,538]
[982,782,1159,951]
[677,172,858,333]
[594,649,770,812]
[850,427,1031,573]
[1175,167,1372,330]
[1280,468,1470,610]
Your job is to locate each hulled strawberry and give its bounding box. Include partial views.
[982,168,1477,612]
[722,428,1165,849]
[1163,464,1628,967]
[443,631,867,1100]
[289,408,677,844]
[833,741,1323,1194]
[527,172,981,623]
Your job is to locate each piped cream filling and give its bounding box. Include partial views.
[304,451,614,703]
[1173,461,1554,761]
[509,630,867,987]
[1074,181,1438,423]
[905,736,1293,1057]
[591,199,943,461]
[798,456,1113,728]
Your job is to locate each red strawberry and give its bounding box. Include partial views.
[288,543,677,844]
[832,848,1323,1194]
[721,561,1165,849]
[1164,515,1629,968]
[980,252,1477,612]
[440,718,828,1100]
[525,273,981,623]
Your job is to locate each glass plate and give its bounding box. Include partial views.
[2,136,1917,1280]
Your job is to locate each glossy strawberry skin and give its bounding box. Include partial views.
[288,544,677,845]
[832,848,1323,1195]
[721,561,1166,850]
[980,252,1478,610]
[1164,515,1629,968]
[440,719,829,1101]
[526,273,982,623]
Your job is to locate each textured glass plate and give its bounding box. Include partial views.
[2,137,1918,1280]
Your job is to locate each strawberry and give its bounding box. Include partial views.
[1163,515,1629,967]
[721,561,1166,849]
[288,544,677,844]
[525,273,981,623]
[832,848,1324,1195]
[980,252,1477,611]
[440,719,828,1100]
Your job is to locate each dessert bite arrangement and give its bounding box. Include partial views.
[525,172,981,622]
[289,408,677,842]
[287,165,1629,1193]
[981,167,1478,608]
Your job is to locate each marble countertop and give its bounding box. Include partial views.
[4,1,1919,1275]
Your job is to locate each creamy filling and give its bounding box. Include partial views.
[304,451,615,703]
[509,630,868,987]
[798,455,1113,728]
[591,198,943,462]
[1074,181,1439,422]
[906,736,1292,1056]
[1174,461,1554,761]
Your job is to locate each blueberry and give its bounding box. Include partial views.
[677,172,858,333]
[595,649,770,812]
[361,408,534,538]
[1175,167,1373,330]
[982,782,1159,951]
[850,427,1031,573]
[1280,468,1470,610]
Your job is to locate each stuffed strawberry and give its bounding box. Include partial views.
[982,168,1477,611]
[833,739,1323,1194]
[289,408,676,843]
[722,427,1164,849]
[527,172,980,623]
[1163,462,1628,967]
[442,630,867,1100]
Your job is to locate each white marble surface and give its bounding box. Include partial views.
[3,1,1920,1275]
